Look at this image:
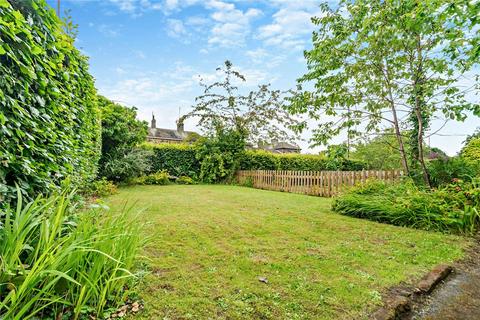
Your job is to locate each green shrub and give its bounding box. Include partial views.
[0,0,101,205]
[195,128,246,183]
[140,144,365,184]
[98,96,148,181]
[134,170,170,185]
[81,178,118,197]
[239,150,365,171]
[0,189,144,319]
[141,143,199,178]
[427,156,478,187]
[332,178,480,234]
[176,176,195,185]
[462,137,480,164]
[100,148,153,182]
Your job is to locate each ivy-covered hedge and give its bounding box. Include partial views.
[0,0,100,204]
[142,143,200,178]
[141,144,365,179]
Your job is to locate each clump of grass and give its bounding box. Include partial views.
[0,189,145,319]
[332,178,480,234]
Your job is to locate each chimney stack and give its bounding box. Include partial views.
[176,118,184,134]
[151,113,156,129]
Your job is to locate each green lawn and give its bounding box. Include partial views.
[105,185,468,320]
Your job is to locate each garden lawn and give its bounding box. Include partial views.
[105,185,469,320]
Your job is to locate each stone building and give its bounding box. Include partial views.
[255,141,301,154]
[146,114,198,144]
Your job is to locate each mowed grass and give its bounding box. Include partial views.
[105,185,469,320]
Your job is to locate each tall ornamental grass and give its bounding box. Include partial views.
[332,178,480,234]
[0,189,144,319]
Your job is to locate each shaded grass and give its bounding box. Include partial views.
[106,185,469,320]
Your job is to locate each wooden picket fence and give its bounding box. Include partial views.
[236,170,403,197]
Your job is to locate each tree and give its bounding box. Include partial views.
[185,60,300,145]
[289,0,479,186]
[351,133,405,170]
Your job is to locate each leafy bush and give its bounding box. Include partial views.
[0,189,144,319]
[134,170,170,185]
[462,137,480,164]
[141,143,199,178]
[176,176,195,185]
[98,96,148,180]
[332,178,480,234]
[195,128,246,183]
[81,178,118,197]
[427,156,478,187]
[100,148,153,182]
[0,0,101,205]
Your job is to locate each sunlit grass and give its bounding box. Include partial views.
[106,185,469,320]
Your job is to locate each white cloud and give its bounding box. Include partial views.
[206,1,263,47]
[109,0,137,13]
[257,1,323,50]
[99,65,200,129]
[166,19,188,38]
[98,24,119,37]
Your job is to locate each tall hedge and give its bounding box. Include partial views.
[239,150,365,171]
[141,144,365,179]
[142,143,200,178]
[0,0,100,203]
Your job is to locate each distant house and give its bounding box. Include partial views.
[146,114,198,144]
[255,141,301,154]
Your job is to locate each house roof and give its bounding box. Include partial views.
[272,142,300,150]
[147,127,196,141]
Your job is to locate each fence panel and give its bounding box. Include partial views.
[236,169,403,197]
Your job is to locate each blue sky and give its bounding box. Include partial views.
[45,0,479,155]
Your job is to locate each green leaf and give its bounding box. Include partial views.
[0,0,10,8]
[31,46,42,55]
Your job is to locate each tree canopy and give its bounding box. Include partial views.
[185,60,300,145]
[289,0,479,186]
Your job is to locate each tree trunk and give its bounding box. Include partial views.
[413,35,431,188]
[383,59,410,175]
[391,105,410,175]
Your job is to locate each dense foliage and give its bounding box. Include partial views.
[427,157,479,188]
[0,190,143,319]
[333,179,480,234]
[0,0,101,205]
[141,143,365,181]
[195,127,247,183]
[98,96,148,181]
[290,0,479,186]
[142,143,200,178]
[350,134,406,170]
[100,148,153,182]
[462,137,480,164]
[133,170,170,185]
[240,150,364,171]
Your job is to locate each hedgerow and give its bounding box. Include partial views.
[0,0,100,204]
[142,143,200,178]
[140,144,365,180]
[239,150,365,171]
